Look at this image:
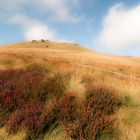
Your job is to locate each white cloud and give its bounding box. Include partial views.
[96,3,140,50]
[9,14,74,42]
[0,0,81,22]
[0,0,26,12]
[39,0,81,22]
[25,25,55,40]
[0,0,82,42]
[10,14,55,40]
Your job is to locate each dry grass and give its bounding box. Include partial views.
[0,40,140,140]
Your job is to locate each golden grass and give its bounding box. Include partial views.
[43,125,67,140]
[0,127,26,140]
[0,40,140,140]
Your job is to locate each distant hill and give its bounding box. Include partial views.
[0,40,140,76]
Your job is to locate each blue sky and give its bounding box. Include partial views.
[0,0,140,56]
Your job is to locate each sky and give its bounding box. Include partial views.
[0,0,140,56]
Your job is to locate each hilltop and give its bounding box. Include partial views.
[2,40,89,50]
[0,40,140,74]
[0,40,140,140]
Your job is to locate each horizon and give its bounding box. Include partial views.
[0,0,140,56]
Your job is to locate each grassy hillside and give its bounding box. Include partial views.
[0,40,140,140]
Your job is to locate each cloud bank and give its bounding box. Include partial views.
[96,3,140,50]
[0,0,81,22]
[0,0,81,41]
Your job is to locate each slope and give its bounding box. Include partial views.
[0,40,140,140]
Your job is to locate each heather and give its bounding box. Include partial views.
[0,64,123,140]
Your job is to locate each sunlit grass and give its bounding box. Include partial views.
[0,42,139,140]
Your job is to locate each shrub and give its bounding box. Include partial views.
[32,40,37,43]
[0,66,122,140]
[86,84,122,115]
[65,109,115,140]
[60,96,115,140]
[57,93,80,122]
[8,99,45,137]
[22,99,45,137]
[57,84,122,140]
[0,66,45,137]
[8,109,25,132]
[41,39,46,43]
[0,68,44,112]
[0,66,70,139]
